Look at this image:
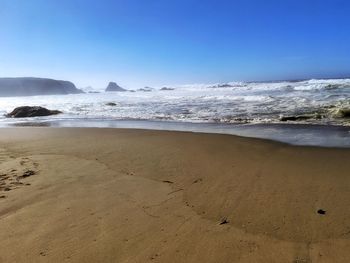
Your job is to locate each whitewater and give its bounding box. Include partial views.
[1,78,349,126]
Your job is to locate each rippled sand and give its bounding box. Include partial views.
[0,128,350,262]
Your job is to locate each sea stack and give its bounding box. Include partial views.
[105,82,126,92]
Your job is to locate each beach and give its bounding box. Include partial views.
[0,127,349,262]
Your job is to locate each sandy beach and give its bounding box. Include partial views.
[0,128,350,262]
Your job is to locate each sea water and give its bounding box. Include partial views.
[0,78,349,147]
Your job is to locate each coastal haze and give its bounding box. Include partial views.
[1,1,350,263]
[0,77,83,97]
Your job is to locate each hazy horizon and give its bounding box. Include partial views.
[1,0,350,89]
[2,75,350,91]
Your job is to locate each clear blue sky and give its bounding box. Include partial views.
[1,0,349,89]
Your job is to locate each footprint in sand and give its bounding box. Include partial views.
[0,157,39,193]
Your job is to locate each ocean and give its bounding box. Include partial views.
[1,78,350,147]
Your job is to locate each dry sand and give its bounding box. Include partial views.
[0,128,350,262]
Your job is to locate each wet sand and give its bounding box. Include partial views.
[0,128,350,262]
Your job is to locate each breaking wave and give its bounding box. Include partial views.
[0,78,350,126]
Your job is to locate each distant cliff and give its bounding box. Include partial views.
[105,82,126,92]
[0,77,84,97]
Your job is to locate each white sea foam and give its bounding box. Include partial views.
[0,78,350,126]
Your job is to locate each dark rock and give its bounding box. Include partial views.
[280,116,306,121]
[138,87,153,92]
[160,87,174,91]
[6,106,62,118]
[233,117,252,124]
[323,105,336,109]
[0,77,84,97]
[105,82,126,92]
[218,84,233,88]
[325,84,341,90]
[106,102,117,106]
[317,209,326,215]
[280,114,322,122]
[219,218,229,225]
[334,108,350,118]
[209,83,234,88]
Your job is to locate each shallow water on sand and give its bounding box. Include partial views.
[0,78,350,147]
[3,119,350,148]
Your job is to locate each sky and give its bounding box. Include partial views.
[0,0,350,90]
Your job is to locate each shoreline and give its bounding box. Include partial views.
[1,119,350,148]
[1,127,350,262]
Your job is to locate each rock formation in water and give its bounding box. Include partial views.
[105,82,126,92]
[0,77,84,97]
[6,106,62,118]
[106,102,117,106]
[334,108,350,118]
[138,87,153,92]
[160,87,174,91]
